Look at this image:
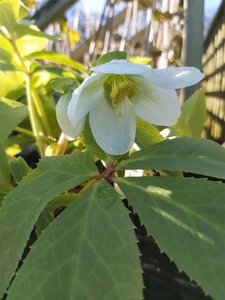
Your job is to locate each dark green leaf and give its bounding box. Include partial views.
[94,51,127,66]
[0,98,27,188]
[8,180,143,300]
[0,63,17,71]
[118,137,225,179]
[0,143,10,189]
[0,98,27,140]
[0,152,97,298]
[10,157,31,183]
[117,176,225,300]
[50,77,78,93]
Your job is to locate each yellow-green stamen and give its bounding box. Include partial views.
[104,75,136,107]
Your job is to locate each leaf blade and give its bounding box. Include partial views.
[117,176,225,300]
[8,180,143,300]
[0,152,97,298]
[118,137,225,179]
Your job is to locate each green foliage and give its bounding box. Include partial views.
[27,51,88,74]
[93,51,127,66]
[50,77,78,93]
[135,117,164,148]
[118,137,225,179]
[10,157,31,183]
[8,180,143,300]
[117,176,225,300]
[171,89,206,137]
[0,152,97,298]
[0,98,27,188]
[79,120,110,161]
[0,98,27,140]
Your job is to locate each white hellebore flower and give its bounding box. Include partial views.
[56,59,203,155]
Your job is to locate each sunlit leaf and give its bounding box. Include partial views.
[16,24,55,40]
[135,117,164,148]
[27,51,88,73]
[171,89,206,137]
[0,2,17,32]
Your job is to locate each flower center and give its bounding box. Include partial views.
[104,75,136,106]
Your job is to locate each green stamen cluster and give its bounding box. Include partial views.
[104,75,136,106]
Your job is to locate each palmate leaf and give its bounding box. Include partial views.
[0,152,97,299]
[116,176,225,300]
[7,180,143,300]
[118,137,225,179]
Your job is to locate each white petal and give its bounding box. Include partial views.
[143,67,204,89]
[90,59,150,75]
[68,73,106,128]
[89,96,136,155]
[132,76,181,126]
[56,93,85,140]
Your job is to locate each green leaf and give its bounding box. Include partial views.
[0,152,97,298]
[93,51,127,66]
[79,120,114,162]
[50,77,77,93]
[0,2,17,33]
[171,89,206,137]
[0,0,20,18]
[16,24,55,40]
[0,63,17,71]
[0,34,20,66]
[8,180,143,300]
[15,28,49,57]
[116,176,225,300]
[0,98,27,188]
[18,2,29,19]
[27,51,88,74]
[0,98,27,140]
[0,71,25,98]
[118,137,225,179]
[0,142,10,189]
[135,117,164,148]
[10,157,31,183]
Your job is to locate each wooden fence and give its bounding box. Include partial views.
[203,0,225,144]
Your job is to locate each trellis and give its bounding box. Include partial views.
[203,0,225,144]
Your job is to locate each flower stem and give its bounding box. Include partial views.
[26,75,46,157]
[31,86,52,137]
[54,133,69,156]
[8,36,52,157]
